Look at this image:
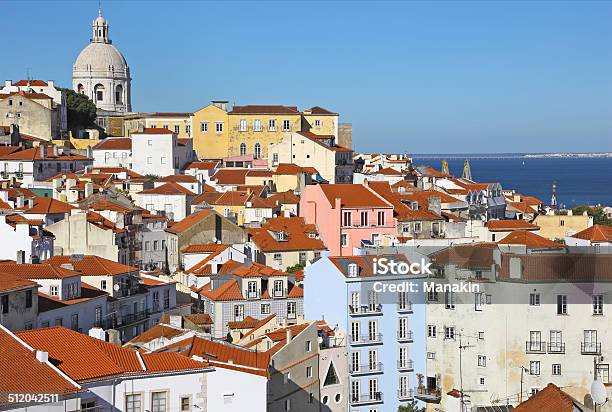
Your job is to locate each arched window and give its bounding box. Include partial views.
[254,143,261,159]
[94,84,105,102]
[239,143,247,156]
[77,84,85,94]
[115,85,123,104]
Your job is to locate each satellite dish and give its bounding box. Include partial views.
[591,378,607,405]
[113,284,120,291]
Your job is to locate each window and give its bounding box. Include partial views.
[552,364,561,375]
[163,289,170,309]
[272,153,279,164]
[162,124,169,130]
[324,361,339,386]
[368,378,378,400]
[478,331,485,340]
[25,290,32,308]
[234,304,245,321]
[239,119,247,131]
[478,355,486,367]
[285,399,291,411]
[428,325,437,338]
[287,301,297,318]
[282,119,291,131]
[274,280,284,296]
[557,295,567,315]
[475,292,484,311]
[427,352,436,359]
[151,391,167,412]
[1,295,8,314]
[399,346,409,368]
[239,143,247,156]
[593,295,604,315]
[174,125,180,134]
[360,211,368,226]
[261,303,270,314]
[94,84,104,101]
[479,377,486,386]
[254,143,261,159]
[215,122,224,133]
[306,365,313,378]
[398,317,409,340]
[201,122,208,132]
[414,222,422,232]
[253,119,262,131]
[530,361,540,376]
[351,380,360,403]
[315,119,321,127]
[269,119,276,131]
[101,280,107,290]
[529,293,540,306]
[126,394,142,412]
[444,326,455,340]
[445,291,456,309]
[377,211,385,226]
[305,340,312,352]
[71,313,79,331]
[186,125,191,136]
[597,364,610,383]
[340,234,348,247]
[348,263,358,277]
[147,157,152,165]
[427,290,439,302]
[368,349,378,370]
[342,211,352,227]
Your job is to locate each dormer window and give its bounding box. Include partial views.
[276,231,287,241]
[348,263,359,277]
[307,232,316,238]
[411,202,418,211]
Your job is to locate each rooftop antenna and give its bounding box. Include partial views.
[551,181,557,210]
[98,0,103,17]
[462,159,472,181]
[441,159,450,176]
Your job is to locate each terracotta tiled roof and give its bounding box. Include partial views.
[0,146,21,157]
[486,220,539,231]
[158,174,199,183]
[513,383,583,412]
[329,254,412,277]
[184,161,219,170]
[140,351,208,373]
[90,167,143,178]
[165,209,213,234]
[497,230,564,248]
[246,170,274,177]
[306,106,337,115]
[191,191,222,206]
[571,224,612,242]
[267,190,300,205]
[366,182,443,222]
[127,323,187,345]
[12,79,48,86]
[499,253,612,282]
[0,326,79,404]
[228,316,260,329]
[213,191,252,206]
[248,216,325,252]
[264,323,309,344]
[138,182,196,196]
[86,199,132,213]
[0,146,90,161]
[212,169,249,185]
[0,263,80,280]
[92,137,132,151]
[138,128,174,135]
[86,211,126,233]
[185,313,213,325]
[288,285,303,297]
[0,272,39,293]
[198,279,244,301]
[274,163,304,175]
[230,262,289,278]
[507,201,536,214]
[429,244,498,269]
[144,112,193,118]
[45,255,138,276]
[23,197,75,215]
[375,167,404,176]
[230,105,300,115]
[0,91,52,100]
[182,243,230,254]
[319,184,392,208]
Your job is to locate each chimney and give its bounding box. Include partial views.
[88,328,106,341]
[27,198,33,208]
[60,263,74,271]
[4,80,11,88]
[35,351,49,363]
[16,194,24,208]
[85,182,94,198]
[169,315,183,329]
[52,145,59,157]
[40,144,46,160]
[107,329,121,345]
[16,250,26,264]
[86,146,93,159]
[48,80,54,88]
[137,123,144,133]
[286,327,293,343]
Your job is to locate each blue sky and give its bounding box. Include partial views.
[3,1,612,153]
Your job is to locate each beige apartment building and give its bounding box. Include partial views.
[533,211,592,240]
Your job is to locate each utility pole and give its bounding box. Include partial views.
[519,366,528,403]
[458,333,475,412]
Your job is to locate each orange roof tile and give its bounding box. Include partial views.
[12,79,48,86]
[198,279,244,301]
[486,220,539,231]
[248,216,325,253]
[571,224,612,242]
[138,128,174,135]
[23,197,75,214]
[184,161,219,170]
[319,184,392,208]
[159,174,198,183]
[306,106,338,115]
[138,182,196,196]
[230,105,300,115]
[212,169,249,185]
[45,255,138,276]
[513,383,581,412]
[165,209,213,234]
[0,272,39,293]
[93,137,132,151]
[0,263,80,280]
[497,230,564,248]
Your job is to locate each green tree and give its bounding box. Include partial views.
[285,263,304,274]
[398,400,426,412]
[59,88,97,131]
[572,206,612,226]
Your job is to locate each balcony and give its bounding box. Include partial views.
[350,392,383,406]
[525,341,547,354]
[397,330,414,343]
[397,302,413,313]
[397,359,414,372]
[415,387,442,403]
[398,388,415,401]
[348,304,383,317]
[350,362,383,376]
[548,342,565,354]
[349,333,383,346]
[581,342,602,355]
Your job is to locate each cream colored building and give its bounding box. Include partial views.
[533,211,592,240]
[0,91,64,139]
[124,112,192,138]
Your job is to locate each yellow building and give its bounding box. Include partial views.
[124,112,192,138]
[533,211,592,240]
[191,102,340,160]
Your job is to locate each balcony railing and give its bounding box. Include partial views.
[525,341,546,354]
[397,330,414,342]
[350,362,383,375]
[350,392,383,405]
[349,333,383,346]
[348,304,383,316]
[287,312,297,320]
[247,290,260,299]
[415,387,442,403]
[397,302,413,313]
[397,359,414,371]
[273,288,287,298]
[581,342,602,355]
[548,342,565,354]
[398,388,415,400]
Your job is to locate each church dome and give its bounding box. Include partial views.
[74,42,128,74]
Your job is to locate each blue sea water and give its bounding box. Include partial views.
[411,156,612,208]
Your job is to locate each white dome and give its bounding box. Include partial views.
[74,42,128,73]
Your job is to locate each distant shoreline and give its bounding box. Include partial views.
[411,153,612,159]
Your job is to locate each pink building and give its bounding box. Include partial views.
[300,184,396,256]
